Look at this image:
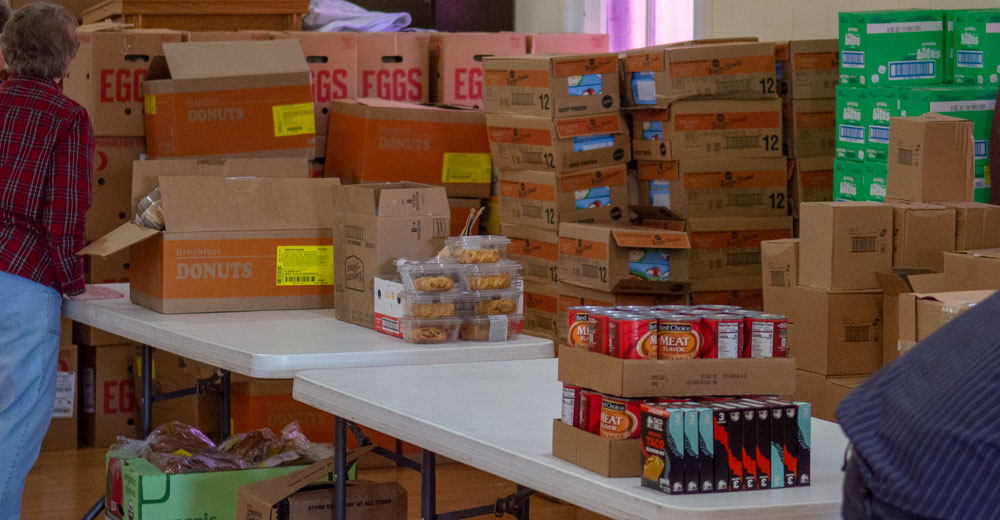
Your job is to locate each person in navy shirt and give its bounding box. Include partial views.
[838,292,1000,519]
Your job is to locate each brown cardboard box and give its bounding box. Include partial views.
[486,112,630,173]
[898,290,996,348]
[272,32,358,136]
[333,183,449,329]
[551,419,640,477]
[792,371,864,422]
[41,344,79,452]
[790,157,834,215]
[761,238,799,317]
[933,201,1000,250]
[12,0,100,19]
[60,317,73,346]
[689,276,764,309]
[64,24,185,136]
[631,99,784,160]
[786,286,883,376]
[136,351,221,439]
[889,201,956,271]
[143,40,315,159]
[79,343,141,447]
[448,197,483,237]
[496,166,631,232]
[80,159,334,314]
[799,202,893,290]
[776,39,839,100]
[356,33,429,103]
[527,33,610,54]
[942,249,1000,290]
[672,217,794,280]
[86,250,130,284]
[558,346,795,397]
[622,41,778,107]
[503,223,559,284]
[524,280,560,339]
[667,158,790,219]
[875,270,947,366]
[887,113,975,203]
[558,223,690,292]
[783,98,835,159]
[556,281,690,339]
[430,32,527,108]
[80,0,308,31]
[482,52,620,118]
[88,137,145,241]
[184,31,278,42]
[325,98,492,198]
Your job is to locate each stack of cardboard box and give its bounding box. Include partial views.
[777,40,838,216]
[621,40,793,308]
[482,51,635,341]
[836,9,999,203]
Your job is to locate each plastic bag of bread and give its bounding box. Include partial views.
[145,421,217,455]
[219,428,280,467]
[148,450,244,474]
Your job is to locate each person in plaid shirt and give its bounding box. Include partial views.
[0,3,96,516]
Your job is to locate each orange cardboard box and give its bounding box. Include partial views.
[356,32,429,103]
[448,197,483,237]
[143,40,315,159]
[527,33,610,54]
[496,166,631,232]
[79,158,335,314]
[429,32,527,108]
[482,53,621,119]
[274,32,359,135]
[64,23,185,137]
[87,137,146,241]
[558,223,691,292]
[486,112,631,173]
[325,98,492,198]
[80,343,142,448]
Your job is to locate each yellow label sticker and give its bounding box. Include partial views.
[442,153,493,183]
[985,165,991,187]
[171,449,193,457]
[272,102,316,137]
[276,246,334,286]
[144,94,156,116]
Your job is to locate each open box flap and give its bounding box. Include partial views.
[875,269,943,297]
[963,248,1000,260]
[610,226,690,249]
[78,223,160,258]
[159,176,338,233]
[910,290,997,306]
[160,39,308,81]
[336,182,449,218]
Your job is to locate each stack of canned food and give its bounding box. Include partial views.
[566,304,788,359]
[396,235,525,344]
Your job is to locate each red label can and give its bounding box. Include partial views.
[746,314,788,358]
[700,314,742,358]
[651,312,702,359]
[591,310,624,355]
[600,396,645,439]
[579,390,603,434]
[567,306,601,350]
[609,314,658,359]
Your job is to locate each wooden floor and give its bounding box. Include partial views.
[22,448,608,520]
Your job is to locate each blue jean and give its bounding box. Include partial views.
[0,271,62,519]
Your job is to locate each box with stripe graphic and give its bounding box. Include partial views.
[839,10,945,86]
[667,158,790,219]
[949,9,1000,85]
[836,85,867,162]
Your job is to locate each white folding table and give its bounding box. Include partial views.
[63,283,554,520]
[295,359,848,520]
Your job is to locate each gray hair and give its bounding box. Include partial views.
[1,2,78,78]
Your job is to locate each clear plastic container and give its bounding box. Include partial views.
[460,314,524,342]
[462,260,522,291]
[445,235,511,264]
[466,288,522,316]
[401,291,463,318]
[399,316,462,344]
[397,259,466,293]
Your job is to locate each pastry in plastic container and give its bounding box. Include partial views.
[460,314,524,342]
[467,288,522,315]
[401,291,463,318]
[399,316,462,344]
[445,235,511,264]
[463,260,521,290]
[398,259,466,292]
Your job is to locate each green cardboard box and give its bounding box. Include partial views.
[834,159,864,201]
[975,165,991,202]
[897,85,998,165]
[839,9,945,86]
[864,162,888,202]
[103,450,349,520]
[950,9,1000,85]
[837,84,867,161]
[866,86,900,162]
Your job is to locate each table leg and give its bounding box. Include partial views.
[140,344,153,437]
[334,416,348,520]
[218,369,231,438]
[81,496,104,520]
[516,485,530,520]
[421,450,437,520]
[395,438,404,467]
